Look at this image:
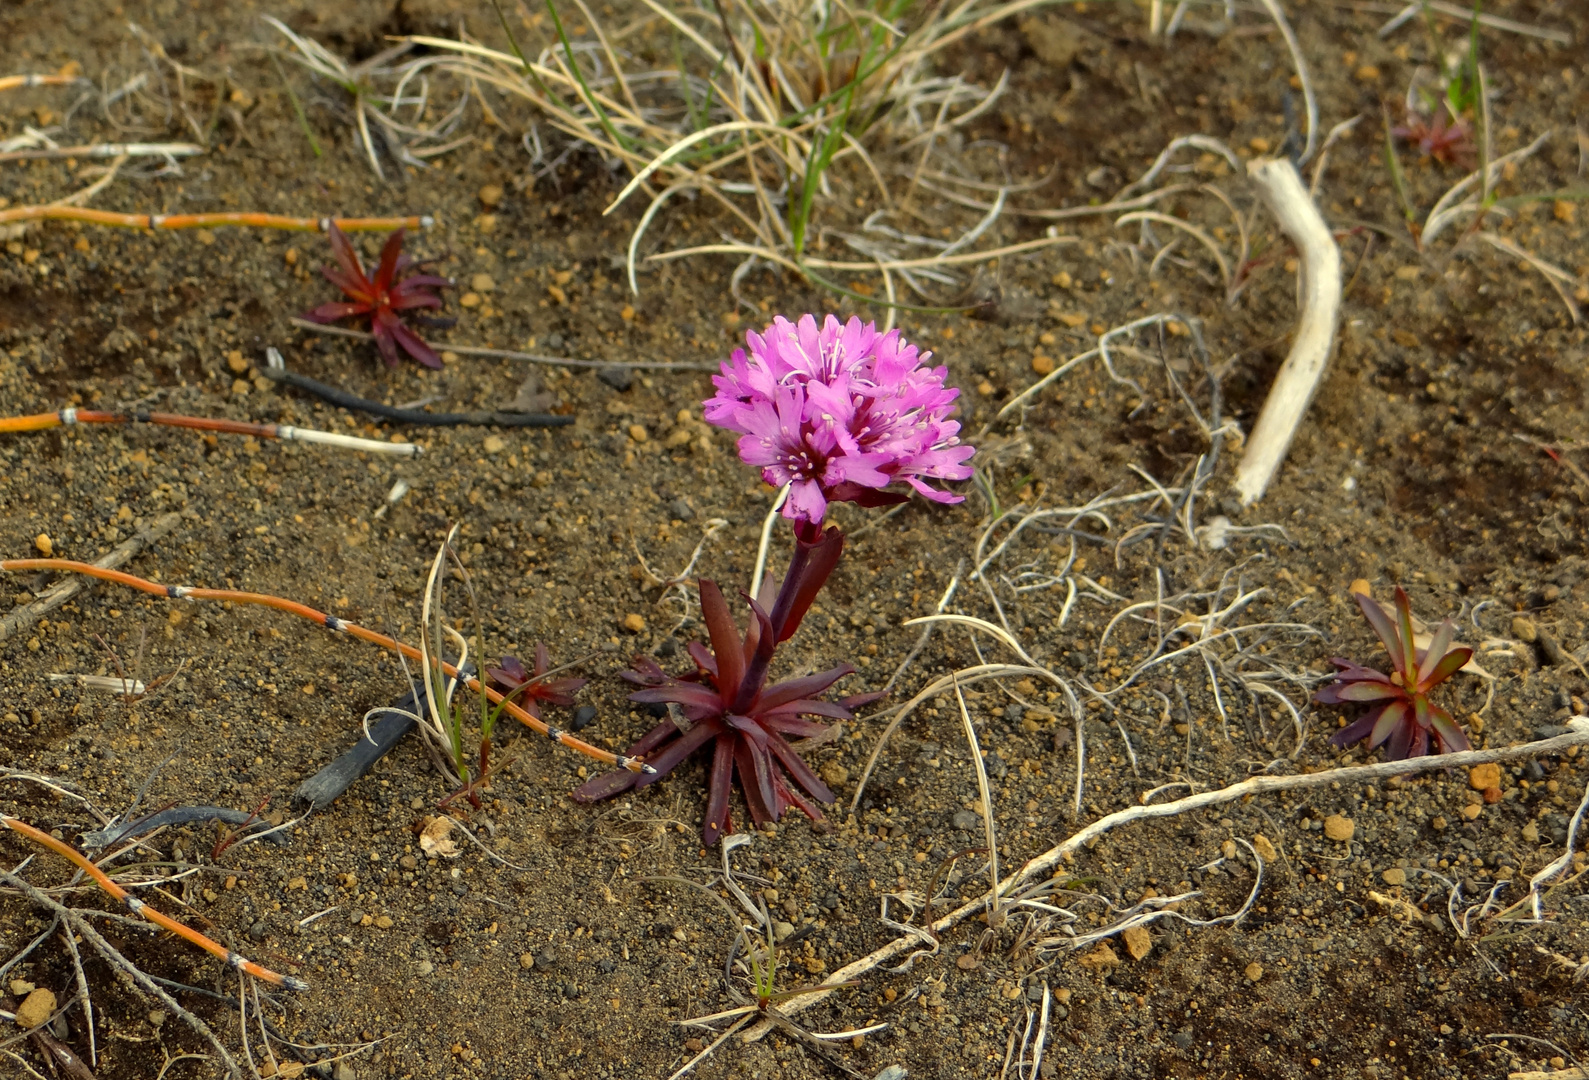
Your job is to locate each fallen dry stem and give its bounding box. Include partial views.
[288,317,716,371]
[951,674,1002,924]
[0,206,430,233]
[1374,0,1572,45]
[0,141,201,163]
[1234,158,1341,506]
[0,870,243,1078]
[1472,231,1582,325]
[0,512,180,643]
[753,719,1589,1037]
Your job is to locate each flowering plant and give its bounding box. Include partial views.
[574,527,882,844]
[703,314,975,527]
[575,316,971,844]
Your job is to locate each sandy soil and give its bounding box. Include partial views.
[2,1,1588,1078]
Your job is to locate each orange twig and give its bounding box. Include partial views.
[0,559,654,776]
[0,206,432,232]
[0,813,308,990]
[0,73,81,93]
[0,407,419,457]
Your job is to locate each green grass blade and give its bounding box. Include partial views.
[544,0,635,156]
[488,0,573,113]
[789,85,855,255]
[270,52,322,157]
[1381,109,1418,226]
[1459,0,1483,115]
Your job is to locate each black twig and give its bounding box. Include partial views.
[258,365,573,427]
[82,806,290,850]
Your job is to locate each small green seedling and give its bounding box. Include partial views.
[741,903,861,1012]
[416,527,587,809]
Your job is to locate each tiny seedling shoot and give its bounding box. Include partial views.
[1316,585,1472,760]
[574,314,974,844]
[384,526,590,809]
[302,223,452,368]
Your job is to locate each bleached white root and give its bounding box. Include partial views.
[1233,157,1342,506]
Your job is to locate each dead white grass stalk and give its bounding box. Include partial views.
[1233,157,1341,506]
[748,718,1589,1040]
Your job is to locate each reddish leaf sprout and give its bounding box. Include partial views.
[486,643,589,721]
[1316,586,1472,760]
[431,643,589,811]
[1392,108,1474,169]
[302,224,451,369]
[573,525,879,846]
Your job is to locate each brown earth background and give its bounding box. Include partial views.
[2,0,1589,1078]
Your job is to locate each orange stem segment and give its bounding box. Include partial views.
[0,74,80,93]
[0,559,652,775]
[0,814,309,991]
[0,206,432,232]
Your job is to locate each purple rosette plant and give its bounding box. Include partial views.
[574,314,974,844]
[1316,586,1472,760]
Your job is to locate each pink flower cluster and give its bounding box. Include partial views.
[703,314,975,523]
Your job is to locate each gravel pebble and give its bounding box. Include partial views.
[952,809,981,831]
[598,366,634,391]
[15,987,56,1028]
[1323,815,1355,842]
[1122,926,1152,960]
[1468,763,1501,790]
[1381,867,1407,886]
